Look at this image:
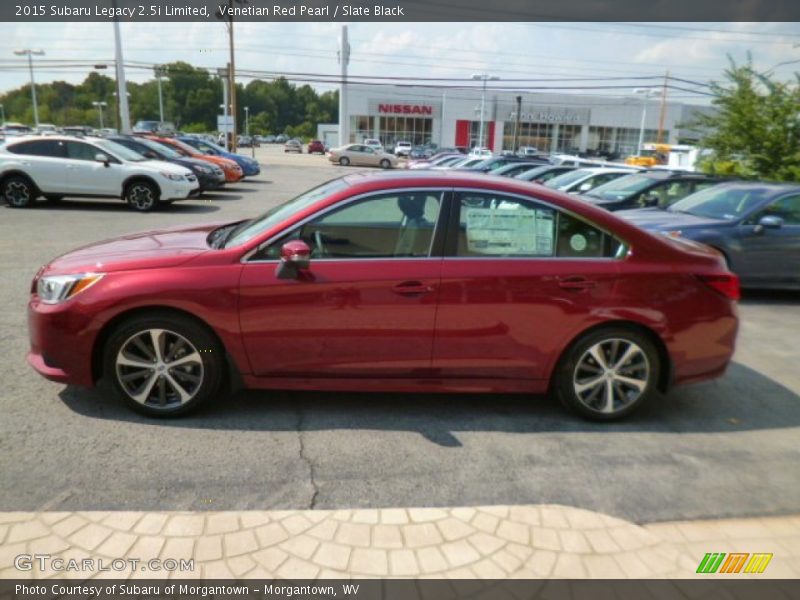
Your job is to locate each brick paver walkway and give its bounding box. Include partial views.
[1,506,798,579]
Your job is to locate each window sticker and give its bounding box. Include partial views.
[570,233,588,252]
[465,206,554,255]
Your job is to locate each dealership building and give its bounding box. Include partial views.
[327,83,708,157]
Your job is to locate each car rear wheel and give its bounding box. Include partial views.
[105,313,225,417]
[380,159,391,169]
[339,157,350,166]
[3,175,37,208]
[554,327,660,421]
[125,181,159,212]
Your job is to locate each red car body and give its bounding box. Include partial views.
[308,140,326,154]
[27,172,738,417]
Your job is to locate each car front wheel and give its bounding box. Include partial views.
[339,157,350,166]
[105,313,225,417]
[125,180,160,212]
[554,327,660,421]
[3,175,37,208]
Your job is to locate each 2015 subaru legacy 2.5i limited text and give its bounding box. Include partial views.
[27,171,739,420]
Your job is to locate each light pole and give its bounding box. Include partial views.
[217,66,230,151]
[14,49,44,128]
[92,101,107,129]
[244,106,254,158]
[154,66,168,123]
[0,104,5,125]
[471,73,499,150]
[633,88,661,155]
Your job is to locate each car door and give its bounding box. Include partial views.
[64,141,125,196]
[354,146,378,167]
[9,139,66,193]
[238,189,447,379]
[734,194,800,286]
[432,190,623,381]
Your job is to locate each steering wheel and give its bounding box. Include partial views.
[314,230,328,258]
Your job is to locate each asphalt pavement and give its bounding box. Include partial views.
[1,146,798,524]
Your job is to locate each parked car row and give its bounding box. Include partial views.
[0,132,261,212]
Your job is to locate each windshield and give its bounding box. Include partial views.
[668,186,772,220]
[138,138,182,159]
[544,169,594,188]
[585,173,655,200]
[95,139,147,162]
[158,138,197,156]
[516,166,556,181]
[224,178,350,248]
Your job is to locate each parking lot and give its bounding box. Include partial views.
[1,145,799,524]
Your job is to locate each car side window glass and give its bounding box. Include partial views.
[455,193,623,259]
[7,140,64,157]
[260,191,443,260]
[66,141,100,161]
[756,195,800,225]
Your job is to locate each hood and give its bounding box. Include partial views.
[42,222,228,275]
[140,159,191,176]
[616,208,729,231]
[177,157,223,172]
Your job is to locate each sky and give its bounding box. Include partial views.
[1,21,799,106]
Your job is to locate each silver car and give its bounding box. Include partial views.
[328,144,399,169]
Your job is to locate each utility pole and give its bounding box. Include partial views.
[14,49,44,128]
[338,25,350,147]
[471,73,499,150]
[226,0,238,152]
[513,95,522,153]
[154,65,167,123]
[112,3,131,134]
[656,71,669,144]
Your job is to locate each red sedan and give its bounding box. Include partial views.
[308,140,326,154]
[27,172,739,420]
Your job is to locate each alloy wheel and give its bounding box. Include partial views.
[572,338,650,415]
[5,181,31,207]
[128,184,155,211]
[115,328,204,408]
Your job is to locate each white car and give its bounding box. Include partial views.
[543,167,637,195]
[0,136,198,212]
[393,141,412,156]
[468,147,492,158]
[363,138,384,153]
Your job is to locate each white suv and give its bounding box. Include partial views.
[393,141,412,157]
[0,136,198,212]
[363,138,384,153]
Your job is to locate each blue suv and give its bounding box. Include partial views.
[177,136,261,177]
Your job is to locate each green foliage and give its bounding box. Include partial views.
[693,56,800,182]
[1,65,339,135]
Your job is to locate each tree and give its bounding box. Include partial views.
[693,56,800,182]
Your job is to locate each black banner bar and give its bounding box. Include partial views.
[4,0,800,22]
[2,580,800,600]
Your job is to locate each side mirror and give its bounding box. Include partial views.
[276,239,311,279]
[95,153,110,166]
[755,215,783,233]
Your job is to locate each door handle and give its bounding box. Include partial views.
[557,276,597,291]
[392,281,434,296]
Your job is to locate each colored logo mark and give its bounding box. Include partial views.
[696,552,773,574]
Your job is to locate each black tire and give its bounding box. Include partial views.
[554,326,660,421]
[339,157,350,166]
[380,159,391,169]
[3,175,38,208]
[45,195,64,203]
[104,312,226,417]
[124,180,160,212]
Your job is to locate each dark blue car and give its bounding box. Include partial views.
[177,136,261,177]
[618,182,800,289]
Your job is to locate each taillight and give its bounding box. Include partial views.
[697,274,740,301]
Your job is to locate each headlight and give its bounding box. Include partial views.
[36,273,104,304]
[160,171,185,181]
[194,165,211,174]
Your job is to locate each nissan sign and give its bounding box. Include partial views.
[369,100,441,118]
